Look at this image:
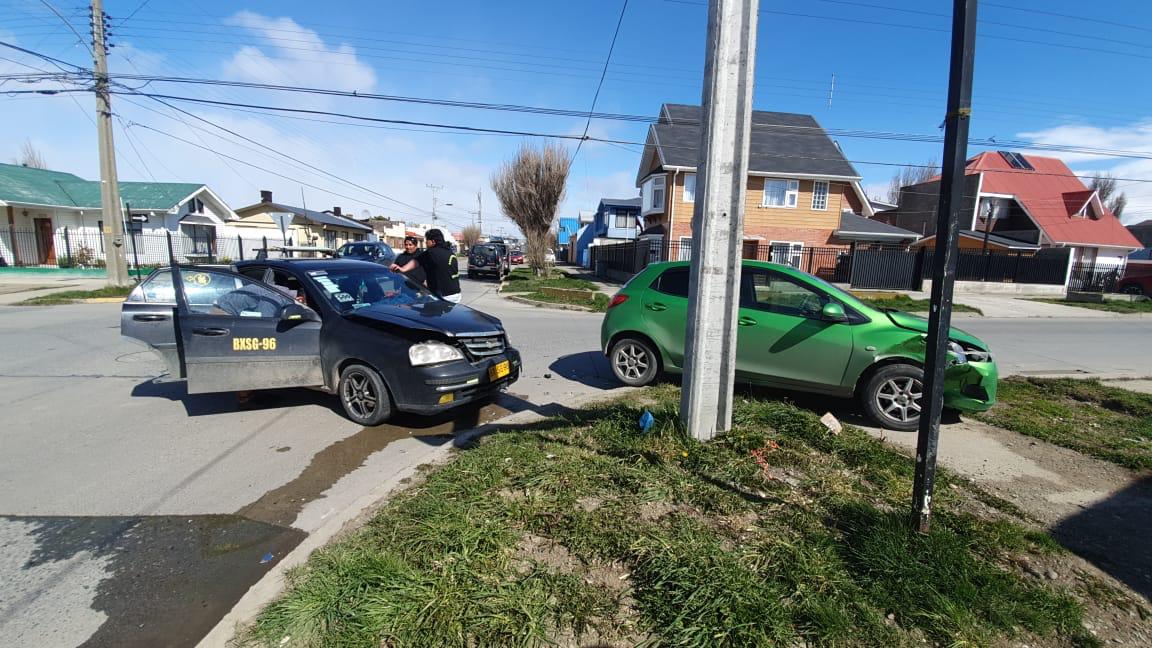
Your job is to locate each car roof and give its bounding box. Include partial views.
[235,258,385,271]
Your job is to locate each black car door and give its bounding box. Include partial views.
[172,267,325,394]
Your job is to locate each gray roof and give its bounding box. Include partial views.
[237,201,372,231]
[917,230,1041,249]
[647,104,860,179]
[600,197,642,209]
[834,212,920,240]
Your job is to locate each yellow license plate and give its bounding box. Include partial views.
[488,360,510,381]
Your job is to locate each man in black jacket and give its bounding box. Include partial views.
[390,229,461,303]
[393,236,427,286]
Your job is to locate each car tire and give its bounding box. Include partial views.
[610,337,660,387]
[861,363,924,432]
[338,363,393,426]
[468,271,476,280]
[1121,284,1144,296]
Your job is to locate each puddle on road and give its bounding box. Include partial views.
[4,514,304,648]
[237,401,512,528]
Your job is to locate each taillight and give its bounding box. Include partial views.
[608,293,629,309]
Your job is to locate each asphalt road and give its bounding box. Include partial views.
[2,280,1150,647]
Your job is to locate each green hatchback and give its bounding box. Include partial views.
[600,261,997,431]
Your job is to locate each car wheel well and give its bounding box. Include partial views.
[333,357,388,391]
[607,331,663,367]
[853,357,923,397]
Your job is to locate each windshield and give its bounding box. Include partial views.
[337,243,392,258]
[306,267,437,312]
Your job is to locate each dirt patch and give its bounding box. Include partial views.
[864,416,1152,611]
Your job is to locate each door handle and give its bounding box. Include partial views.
[132,314,168,322]
[646,302,667,312]
[738,316,757,327]
[192,327,230,336]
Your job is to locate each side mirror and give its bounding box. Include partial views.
[821,302,848,322]
[280,303,320,322]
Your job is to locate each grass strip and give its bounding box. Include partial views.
[1032,298,1152,314]
[240,385,1099,648]
[855,293,983,315]
[17,285,134,305]
[975,377,1152,470]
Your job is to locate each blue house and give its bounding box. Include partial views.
[574,197,642,267]
[557,217,580,261]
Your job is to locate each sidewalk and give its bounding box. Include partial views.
[0,271,109,306]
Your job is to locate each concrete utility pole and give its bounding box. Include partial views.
[92,0,130,286]
[912,0,980,534]
[476,189,483,233]
[679,0,759,441]
[427,184,443,225]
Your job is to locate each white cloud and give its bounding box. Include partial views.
[1017,120,1152,225]
[221,12,376,92]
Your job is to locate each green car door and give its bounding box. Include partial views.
[641,266,691,369]
[735,266,855,394]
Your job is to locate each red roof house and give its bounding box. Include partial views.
[881,151,1141,268]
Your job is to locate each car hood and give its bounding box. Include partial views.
[345,300,503,336]
[882,310,987,350]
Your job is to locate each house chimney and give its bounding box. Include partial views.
[332,206,342,216]
[260,190,273,203]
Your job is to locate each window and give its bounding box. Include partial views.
[651,176,665,210]
[763,179,799,208]
[769,241,804,268]
[187,198,204,214]
[127,268,292,318]
[325,231,338,248]
[741,268,830,318]
[180,224,216,256]
[683,173,696,203]
[652,267,690,297]
[811,180,829,210]
[614,210,634,229]
[677,237,693,261]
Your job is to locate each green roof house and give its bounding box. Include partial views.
[0,162,241,267]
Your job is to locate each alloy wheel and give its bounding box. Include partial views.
[342,370,378,420]
[613,342,651,382]
[875,376,923,424]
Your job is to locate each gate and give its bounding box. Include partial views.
[850,248,923,290]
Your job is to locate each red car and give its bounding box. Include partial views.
[1118,272,1152,297]
[510,249,524,264]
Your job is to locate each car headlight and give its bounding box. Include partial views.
[409,342,464,366]
[947,341,968,364]
[950,340,993,363]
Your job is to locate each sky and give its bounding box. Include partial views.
[2,0,1152,235]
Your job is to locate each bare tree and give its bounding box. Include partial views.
[491,141,570,276]
[887,160,939,203]
[460,224,482,250]
[1089,173,1127,218]
[15,139,47,169]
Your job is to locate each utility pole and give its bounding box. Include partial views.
[426,184,443,225]
[912,0,980,534]
[476,189,482,233]
[679,0,759,441]
[91,0,130,286]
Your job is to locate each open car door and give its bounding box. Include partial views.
[172,267,324,394]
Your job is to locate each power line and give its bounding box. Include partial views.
[117,0,153,27]
[572,0,630,165]
[35,0,93,58]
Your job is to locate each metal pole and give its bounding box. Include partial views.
[912,0,980,534]
[91,0,130,286]
[63,226,73,267]
[679,0,759,441]
[237,234,244,261]
[125,203,141,281]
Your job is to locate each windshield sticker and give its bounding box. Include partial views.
[315,276,340,292]
[185,272,210,285]
[334,291,354,303]
[307,270,329,277]
[240,310,263,318]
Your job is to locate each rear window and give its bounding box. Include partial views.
[651,267,690,297]
[472,245,498,255]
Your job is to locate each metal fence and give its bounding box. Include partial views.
[1,227,286,271]
[1067,262,1124,293]
[582,237,1104,292]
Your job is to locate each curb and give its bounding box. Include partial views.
[197,389,631,648]
[81,297,127,303]
[503,294,597,312]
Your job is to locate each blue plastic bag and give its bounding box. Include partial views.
[639,409,655,433]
